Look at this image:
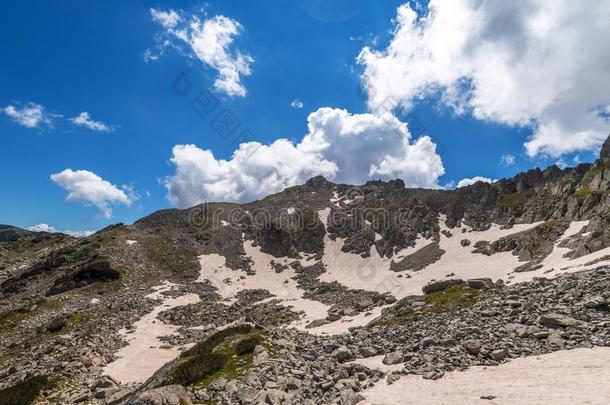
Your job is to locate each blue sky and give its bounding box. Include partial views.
[1,0,608,235]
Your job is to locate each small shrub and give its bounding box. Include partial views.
[573,188,591,198]
[171,352,226,385]
[235,336,262,355]
[0,375,50,405]
[181,324,252,358]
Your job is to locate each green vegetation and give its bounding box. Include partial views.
[0,299,62,333]
[573,187,602,199]
[171,352,226,386]
[142,236,197,274]
[574,187,592,198]
[0,375,52,405]
[235,335,262,355]
[501,193,524,208]
[422,284,481,314]
[170,324,258,386]
[180,324,253,358]
[534,220,556,235]
[376,284,481,326]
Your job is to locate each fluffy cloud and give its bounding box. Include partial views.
[2,102,54,128]
[71,112,113,132]
[63,229,96,238]
[50,169,133,218]
[150,8,180,29]
[456,176,496,188]
[27,223,94,238]
[165,107,444,206]
[150,9,253,97]
[358,0,610,157]
[27,223,57,233]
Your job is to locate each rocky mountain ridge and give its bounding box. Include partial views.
[0,135,609,404]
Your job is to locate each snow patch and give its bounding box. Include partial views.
[318,209,542,299]
[348,354,403,373]
[198,242,331,330]
[103,281,200,384]
[361,347,610,405]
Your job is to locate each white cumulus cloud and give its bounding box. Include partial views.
[150,8,181,29]
[2,102,55,128]
[27,223,57,233]
[27,223,95,238]
[165,107,444,206]
[456,176,496,188]
[150,9,253,97]
[50,169,133,218]
[358,0,610,157]
[63,229,95,238]
[71,112,113,132]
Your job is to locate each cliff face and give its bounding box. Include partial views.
[601,133,610,161]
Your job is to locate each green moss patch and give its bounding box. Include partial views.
[376,284,481,326]
[169,324,265,387]
[235,335,262,355]
[142,237,197,274]
[0,299,62,333]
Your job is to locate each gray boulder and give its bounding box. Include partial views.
[538,313,578,327]
[467,278,494,290]
[382,351,403,365]
[462,339,483,355]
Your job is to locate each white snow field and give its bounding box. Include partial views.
[361,347,610,405]
[103,282,200,384]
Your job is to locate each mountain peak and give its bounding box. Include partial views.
[304,175,333,189]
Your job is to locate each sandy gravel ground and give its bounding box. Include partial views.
[361,347,610,405]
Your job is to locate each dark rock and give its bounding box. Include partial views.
[467,278,494,290]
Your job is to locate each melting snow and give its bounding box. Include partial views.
[361,347,610,405]
[103,282,200,384]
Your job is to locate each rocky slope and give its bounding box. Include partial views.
[0,136,608,404]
